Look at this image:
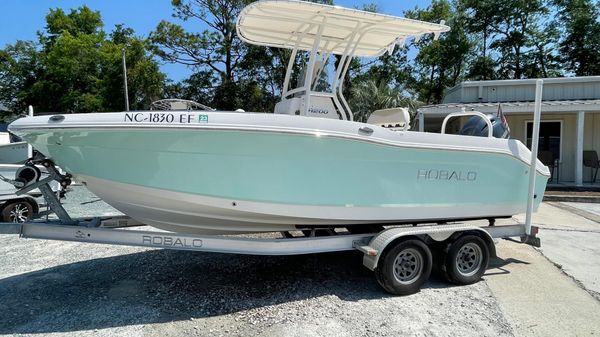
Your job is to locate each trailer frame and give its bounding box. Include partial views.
[0,215,538,257]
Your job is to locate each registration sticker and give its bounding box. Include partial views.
[198,114,209,123]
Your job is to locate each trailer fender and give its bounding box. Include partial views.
[360,225,495,271]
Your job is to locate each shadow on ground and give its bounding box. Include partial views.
[0,250,384,334]
[485,256,530,276]
[0,247,528,334]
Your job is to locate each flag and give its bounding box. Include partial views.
[497,103,510,138]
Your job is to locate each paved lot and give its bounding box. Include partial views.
[513,202,600,298]
[487,240,600,336]
[0,187,599,336]
[563,202,600,218]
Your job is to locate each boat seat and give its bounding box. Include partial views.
[367,108,411,131]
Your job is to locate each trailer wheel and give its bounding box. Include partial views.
[375,239,432,295]
[1,200,34,223]
[444,235,489,285]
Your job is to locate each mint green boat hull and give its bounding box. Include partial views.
[17,127,548,233]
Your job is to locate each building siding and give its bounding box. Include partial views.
[442,77,600,104]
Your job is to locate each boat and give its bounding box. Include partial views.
[7,0,550,235]
[0,125,28,164]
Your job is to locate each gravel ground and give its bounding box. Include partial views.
[0,187,515,336]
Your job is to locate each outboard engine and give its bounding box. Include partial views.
[459,114,510,139]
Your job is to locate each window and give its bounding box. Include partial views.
[526,121,561,161]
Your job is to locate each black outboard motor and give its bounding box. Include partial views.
[459,114,510,139]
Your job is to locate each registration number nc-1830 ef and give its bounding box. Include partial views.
[124,113,206,124]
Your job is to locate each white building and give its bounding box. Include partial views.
[418,76,600,186]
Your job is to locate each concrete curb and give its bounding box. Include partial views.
[543,195,600,203]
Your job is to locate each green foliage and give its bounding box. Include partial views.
[462,0,560,79]
[151,0,335,111]
[164,71,214,104]
[43,6,104,42]
[405,0,472,104]
[36,31,107,112]
[150,0,253,110]
[0,41,41,114]
[110,26,166,110]
[0,6,165,117]
[349,79,422,123]
[553,0,600,76]
[521,24,562,78]
[467,56,497,80]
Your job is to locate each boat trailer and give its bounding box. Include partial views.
[0,157,541,295]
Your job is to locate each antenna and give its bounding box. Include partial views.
[122,48,130,112]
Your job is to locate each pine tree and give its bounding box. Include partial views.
[553,0,600,75]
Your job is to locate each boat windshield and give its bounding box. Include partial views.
[150,99,215,111]
[291,52,333,95]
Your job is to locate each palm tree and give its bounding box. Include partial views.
[348,79,422,123]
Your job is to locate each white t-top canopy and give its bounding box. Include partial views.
[236,0,450,57]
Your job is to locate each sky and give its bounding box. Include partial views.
[0,0,431,82]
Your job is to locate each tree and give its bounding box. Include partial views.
[44,6,104,39]
[553,0,600,76]
[0,6,165,116]
[405,0,473,104]
[108,25,166,110]
[150,0,252,110]
[461,0,496,80]
[237,45,289,110]
[35,28,107,112]
[462,0,559,79]
[522,24,562,78]
[349,79,421,123]
[466,56,497,80]
[0,41,41,113]
[150,0,334,111]
[163,71,215,106]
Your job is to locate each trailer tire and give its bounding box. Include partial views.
[375,239,432,295]
[443,234,489,285]
[1,200,34,223]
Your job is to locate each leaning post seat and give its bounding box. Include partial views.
[367,108,411,131]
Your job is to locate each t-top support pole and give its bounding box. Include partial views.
[525,79,543,235]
